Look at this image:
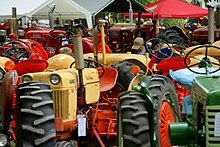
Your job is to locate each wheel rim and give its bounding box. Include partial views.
[159,100,175,147]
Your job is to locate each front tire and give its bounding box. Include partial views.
[118,91,150,147]
[16,81,56,147]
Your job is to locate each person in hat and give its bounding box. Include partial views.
[131,37,146,55]
[59,47,73,56]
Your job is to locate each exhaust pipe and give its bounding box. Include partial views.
[73,35,86,104]
[93,26,99,62]
[74,35,85,71]
[48,4,55,29]
[128,0,133,26]
[98,19,107,66]
[207,4,215,44]
[10,7,18,35]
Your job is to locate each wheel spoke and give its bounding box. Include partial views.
[188,63,199,68]
[191,56,201,61]
[158,50,169,58]
[160,101,174,147]
[205,46,208,58]
[147,38,173,61]
[211,62,220,66]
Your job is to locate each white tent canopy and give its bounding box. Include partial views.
[1,0,146,28]
[0,0,93,28]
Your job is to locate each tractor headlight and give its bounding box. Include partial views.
[22,75,33,83]
[50,74,60,85]
[0,68,5,80]
[0,134,8,147]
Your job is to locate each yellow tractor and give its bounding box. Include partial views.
[0,19,152,147]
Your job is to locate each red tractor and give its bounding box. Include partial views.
[0,38,49,75]
[106,22,157,53]
[0,7,112,58]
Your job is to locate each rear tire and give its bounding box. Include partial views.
[157,28,185,45]
[149,75,180,147]
[112,61,143,90]
[16,81,56,147]
[118,90,150,147]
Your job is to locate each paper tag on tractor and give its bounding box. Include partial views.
[77,114,86,137]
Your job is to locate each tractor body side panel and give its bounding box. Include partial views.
[193,76,220,93]
[0,70,18,134]
[191,75,220,146]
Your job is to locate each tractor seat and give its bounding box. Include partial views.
[169,67,220,91]
[98,66,118,92]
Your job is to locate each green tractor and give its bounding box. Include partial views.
[118,44,220,147]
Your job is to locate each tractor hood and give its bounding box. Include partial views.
[45,54,75,71]
[21,68,98,89]
[192,75,220,105]
[21,68,100,105]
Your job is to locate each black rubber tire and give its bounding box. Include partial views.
[56,141,74,147]
[16,81,56,147]
[157,28,186,46]
[112,61,143,90]
[118,90,150,147]
[148,74,179,147]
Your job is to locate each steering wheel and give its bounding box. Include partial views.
[184,19,200,32]
[48,29,74,42]
[70,58,105,78]
[184,45,220,74]
[18,16,38,27]
[2,39,32,61]
[146,38,174,60]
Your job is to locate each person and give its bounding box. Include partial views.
[59,47,73,56]
[201,16,208,26]
[131,37,146,55]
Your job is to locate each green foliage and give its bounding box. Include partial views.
[160,19,187,28]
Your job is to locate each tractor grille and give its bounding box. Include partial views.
[52,89,69,119]
[206,105,220,146]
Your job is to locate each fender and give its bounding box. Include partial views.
[127,74,144,91]
[122,58,152,75]
[0,70,18,134]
